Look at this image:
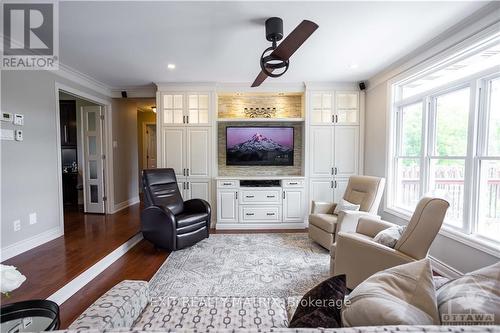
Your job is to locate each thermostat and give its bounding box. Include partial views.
[14,114,24,126]
[15,129,23,141]
[1,112,12,122]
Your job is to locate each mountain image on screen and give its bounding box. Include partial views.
[226,129,294,166]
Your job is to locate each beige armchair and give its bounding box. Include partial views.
[308,176,385,249]
[331,197,449,289]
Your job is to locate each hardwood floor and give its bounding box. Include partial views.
[0,204,141,305]
[58,227,307,328]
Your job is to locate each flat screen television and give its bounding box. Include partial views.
[226,126,294,166]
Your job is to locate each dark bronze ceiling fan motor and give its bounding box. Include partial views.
[260,17,289,78]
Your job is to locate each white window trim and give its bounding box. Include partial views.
[385,57,500,258]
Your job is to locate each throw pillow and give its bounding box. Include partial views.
[342,259,440,327]
[333,199,360,215]
[436,261,500,325]
[289,274,348,328]
[373,225,406,248]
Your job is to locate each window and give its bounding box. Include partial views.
[388,33,500,246]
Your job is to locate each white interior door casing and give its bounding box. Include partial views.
[334,126,359,177]
[186,127,210,178]
[146,124,157,168]
[310,126,334,177]
[82,105,105,214]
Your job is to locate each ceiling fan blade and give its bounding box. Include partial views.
[251,68,273,87]
[271,20,318,61]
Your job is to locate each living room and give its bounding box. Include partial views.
[1,1,499,332]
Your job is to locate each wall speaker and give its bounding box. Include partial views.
[358,82,366,91]
[121,91,128,98]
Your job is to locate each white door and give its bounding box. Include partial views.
[309,178,334,205]
[334,178,349,202]
[283,189,304,222]
[334,126,359,177]
[310,126,334,177]
[144,124,157,169]
[187,94,210,125]
[162,127,185,177]
[82,105,105,214]
[186,179,211,202]
[217,190,238,223]
[335,92,359,125]
[162,94,184,125]
[310,92,334,125]
[186,127,210,178]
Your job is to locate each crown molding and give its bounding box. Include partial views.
[366,2,500,91]
[304,81,359,91]
[215,82,305,93]
[110,84,156,98]
[56,62,113,97]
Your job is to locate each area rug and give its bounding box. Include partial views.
[148,233,330,298]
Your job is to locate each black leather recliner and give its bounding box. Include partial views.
[141,168,210,251]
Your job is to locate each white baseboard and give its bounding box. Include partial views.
[112,196,140,214]
[216,223,306,230]
[48,232,143,305]
[0,227,63,261]
[430,255,463,279]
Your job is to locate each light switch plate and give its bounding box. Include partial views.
[14,114,24,126]
[13,220,21,232]
[1,128,14,141]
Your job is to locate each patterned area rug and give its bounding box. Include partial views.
[149,233,330,298]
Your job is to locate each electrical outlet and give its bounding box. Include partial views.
[29,212,37,225]
[13,220,21,232]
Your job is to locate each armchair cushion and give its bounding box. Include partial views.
[309,213,338,233]
[342,259,440,327]
[333,199,360,215]
[373,225,406,248]
[176,212,209,234]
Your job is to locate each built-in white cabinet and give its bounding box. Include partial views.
[178,179,211,203]
[162,93,210,126]
[283,188,305,222]
[217,189,238,223]
[308,90,361,210]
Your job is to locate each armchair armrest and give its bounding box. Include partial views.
[311,201,336,214]
[184,198,211,215]
[140,205,176,250]
[335,211,379,234]
[356,217,396,237]
[333,232,414,288]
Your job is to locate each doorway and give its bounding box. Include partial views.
[58,90,107,217]
[137,100,157,192]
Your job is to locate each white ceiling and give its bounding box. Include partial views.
[59,1,489,88]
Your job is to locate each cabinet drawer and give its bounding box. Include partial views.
[217,180,238,188]
[239,189,281,204]
[240,206,281,222]
[283,179,305,188]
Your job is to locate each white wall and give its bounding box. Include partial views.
[0,70,111,258]
[364,6,500,275]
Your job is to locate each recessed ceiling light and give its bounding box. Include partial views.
[167,64,176,69]
[349,63,359,70]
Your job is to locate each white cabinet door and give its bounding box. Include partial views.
[283,189,304,222]
[187,93,210,125]
[162,127,185,177]
[334,126,359,177]
[178,181,186,200]
[217,190,238,223]
[309,178,334,204]
[310,92,334,125]
[335,91,359,125]
[187,179,211,202]
[310,126,334,177]
[334,178,349,202]
[186,127,210,178]
[162,94,184,125]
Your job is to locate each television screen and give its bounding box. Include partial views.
[226,127,294,166]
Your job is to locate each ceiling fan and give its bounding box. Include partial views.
[251,17,318,87]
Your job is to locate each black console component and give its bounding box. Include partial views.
[240,179,281,187]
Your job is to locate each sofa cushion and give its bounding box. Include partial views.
[289,275,347,328]
[342,259,439,327]
[132,296,288,330]
[69,280,149,330]
[436,262,500,325]
[309,214,338,233]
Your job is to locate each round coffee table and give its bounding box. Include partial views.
[0,300,59,333]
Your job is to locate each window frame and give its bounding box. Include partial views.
[386,64,500,256]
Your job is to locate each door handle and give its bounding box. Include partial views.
[183,168,186,176]
[334,180,337,188]
[186,115,189,123]
[334,167,338,175]
[331,167,334,175]
[235,192,238,200]
[183,182,186,190]
[266,195,275,198]
[64,125,68,143]
[335,115,338,123]
[282,192,285,199]
[332,114,335,123]
[267,213,275,216]
[246,195,254,198]
[331,181,334,188]
[187,168,189,177]
[186,182,190,190]
[183,116,186,124]
[246,213,255,216]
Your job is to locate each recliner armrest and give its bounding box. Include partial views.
[311,201,336,214]
[141,205,177,250]
[336,211,379,234]
[184,198,211,215]
[356,217,395,237]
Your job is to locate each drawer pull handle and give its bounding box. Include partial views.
[289,182,298,185]
[246,213,255,216]
[266,213,275,216]
[266,195,275,198]
[246,195,254,198]
[223,182,232,185]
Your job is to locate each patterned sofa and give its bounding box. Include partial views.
[68,280,498,333]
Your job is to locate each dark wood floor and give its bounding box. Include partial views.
[0,204,142,305]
